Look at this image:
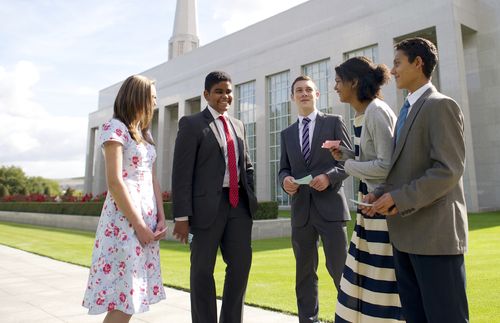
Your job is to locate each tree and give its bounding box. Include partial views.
[0,184,9,197]
[0,166,61,196]
[0,166,27,195]
[26,176,60,196]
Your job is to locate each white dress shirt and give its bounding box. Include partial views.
[298,109,319,150]
[405,82,433,115]
[207,106,241,187]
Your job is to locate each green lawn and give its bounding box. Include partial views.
[0,212,499,322]
[278,209,291,218]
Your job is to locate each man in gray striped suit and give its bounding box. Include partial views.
[279,76,352,323]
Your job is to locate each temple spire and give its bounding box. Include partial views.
[169,0,199,60]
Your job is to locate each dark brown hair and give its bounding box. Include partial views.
[335,56,390,101]
[394,37,438,79]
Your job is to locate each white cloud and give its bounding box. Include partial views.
[0,61,46,118]
[73,86,99,96]
[2,1,128,61]
[0,62,87,178]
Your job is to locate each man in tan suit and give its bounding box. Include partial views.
[364,38,469,322]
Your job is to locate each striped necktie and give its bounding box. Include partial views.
[302,117,311,164]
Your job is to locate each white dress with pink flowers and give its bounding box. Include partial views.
[82,118,165,315]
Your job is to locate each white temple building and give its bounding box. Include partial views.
[84,0,500,212]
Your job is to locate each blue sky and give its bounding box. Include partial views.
[0,0,307,179]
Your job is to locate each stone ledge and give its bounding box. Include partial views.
[0,211,291,241]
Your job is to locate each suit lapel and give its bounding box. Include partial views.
[310,112,324,162]
[391,87,435,166]
[203,107,224,158]
[289,121,306,166]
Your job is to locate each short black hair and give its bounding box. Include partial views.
[204,71,232,92]
[395,37,438,79]
[335,56,390,101]
[291,75,315,94]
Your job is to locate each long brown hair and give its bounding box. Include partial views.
[113,75,155,145]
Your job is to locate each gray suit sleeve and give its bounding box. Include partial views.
[391,98,465,216]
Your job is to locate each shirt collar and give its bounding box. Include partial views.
[298,109,318,124]
[207,105,227,120]
[407,82,432,106]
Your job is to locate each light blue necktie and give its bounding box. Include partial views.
[395,100,410,142]
[301,117,311,164]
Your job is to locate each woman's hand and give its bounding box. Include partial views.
[154,218,167,241]
[330,147,343,161]
[135,221,155,246]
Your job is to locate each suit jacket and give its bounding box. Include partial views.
[375,86,468,255]
[171,107,258,229]
[279,112,352,227]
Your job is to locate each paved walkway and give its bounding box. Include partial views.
[0,244,298,322]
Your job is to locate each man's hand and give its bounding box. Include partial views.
[309,174,330,191]
[372,193,398,216]
[173,220,190,244]
[283,176,299,195]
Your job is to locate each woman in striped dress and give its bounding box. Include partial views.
[331,57,404,322]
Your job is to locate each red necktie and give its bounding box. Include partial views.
[218,116,239,208]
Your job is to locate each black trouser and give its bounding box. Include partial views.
[392,246,469,323]
[190,188,253,323]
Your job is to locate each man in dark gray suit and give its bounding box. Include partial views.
[279,76,352,323]
[171,71,258,323]
[366,38,469,322]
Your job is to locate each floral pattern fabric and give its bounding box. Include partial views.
[82,118,165,315]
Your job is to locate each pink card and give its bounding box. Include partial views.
[321,140,341,149]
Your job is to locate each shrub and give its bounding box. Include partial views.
[0,202,104,216]
[255,201,279,220]
[92,191,107,202]
[161,201,278,220]
[163,202,173,220]
[81,193,93,202]
[1,193,56,202]
[0,201,279,220]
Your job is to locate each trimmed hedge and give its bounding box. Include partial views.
[255,201,279,220]
[0,202,104,216]
[0,201,278,220]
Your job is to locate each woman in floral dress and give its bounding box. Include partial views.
[83,75,166,322]
[331,57,404,322]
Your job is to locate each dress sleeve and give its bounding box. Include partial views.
[99,119,130,147]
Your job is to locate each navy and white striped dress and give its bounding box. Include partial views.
[335,115,404,323]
